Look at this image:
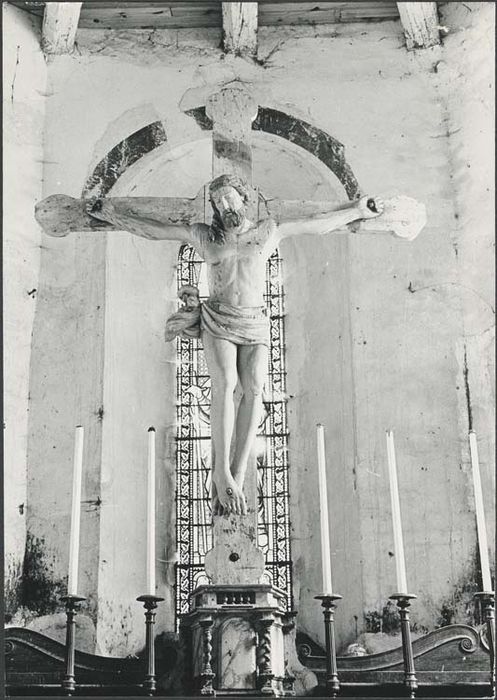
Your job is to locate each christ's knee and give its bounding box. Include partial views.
[240,374,264,400]
[212,370,238,398]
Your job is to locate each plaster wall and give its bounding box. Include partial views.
[15,3,494,660]
[439,0,495,563]
[3,3,46,617]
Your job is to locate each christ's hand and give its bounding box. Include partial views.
[356,195,385,219]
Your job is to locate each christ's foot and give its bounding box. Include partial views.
[212,472,247,515]
[232,466,246,490]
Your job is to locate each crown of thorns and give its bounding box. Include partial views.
[209,174,250,202]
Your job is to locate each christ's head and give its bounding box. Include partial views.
[208,174,250,242]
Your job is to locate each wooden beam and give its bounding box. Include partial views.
[42,2,82,55]
[222,2,258,58]
[396,2,440,50]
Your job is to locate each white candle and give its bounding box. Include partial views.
[316,424,333,595]
[146,427,156,596]
[469,431,492,592]
[68,426,84,596]
[386,430,408,594]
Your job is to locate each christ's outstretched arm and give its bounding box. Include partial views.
[86,198,197,244]
[275,195,384,241]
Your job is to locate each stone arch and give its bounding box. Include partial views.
[82,120,167,197]
[184,105,361,199]
[81,109,361,200]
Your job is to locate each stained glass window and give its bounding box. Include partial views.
[175,244,292,626]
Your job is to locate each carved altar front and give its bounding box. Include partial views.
[181,584,295,696]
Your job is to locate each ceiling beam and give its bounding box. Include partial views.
[41,2,82,55]
[397,2,440,50]
[222,2,258,58]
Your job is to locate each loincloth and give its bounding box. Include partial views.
[201,299,269,347]
[165,299,269,346]
[164,307,201,341]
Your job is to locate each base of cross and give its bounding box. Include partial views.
[205,447,264,583]
[181,455,294,696]
[180,583,295,697]
[205,450,265,585]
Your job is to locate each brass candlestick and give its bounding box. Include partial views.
[61,594,86,696]
[137,594,165,696]
[315,594,342,697]
[390,593,417,698]
[474,591,495,689]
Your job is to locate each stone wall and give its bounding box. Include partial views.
[3,3,46,621]
[5,2,494,661]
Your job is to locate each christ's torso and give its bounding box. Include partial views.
[192,218,277,307]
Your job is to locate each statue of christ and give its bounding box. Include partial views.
[87,174,384,516]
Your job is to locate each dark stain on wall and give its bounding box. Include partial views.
[83,121,167,198]
[436,551,481,627]
[184,105,361,200]
[20,533,66,615]
[5,559,23,621]
[364,599,400,634]
[363,552,482,637]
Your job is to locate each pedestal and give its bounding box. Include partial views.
[181,584,294,696]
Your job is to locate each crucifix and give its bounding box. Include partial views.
[35,81,426,588]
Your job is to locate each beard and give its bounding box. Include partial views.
[221,209,244,229]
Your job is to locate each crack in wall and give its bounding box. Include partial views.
[462,344,473,432]
[406,280,495,315]
[256,39,288,67]
[11,45,20,103]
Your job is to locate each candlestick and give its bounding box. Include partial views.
[315,594,343,697]
[317,424,333,596]
[147,427,156,596]
[61,594,86,695]
[68,426,84,596]
[386,430,408,595]
[469,431,492,592]
[390,594,418,698]
[136,594,165,696]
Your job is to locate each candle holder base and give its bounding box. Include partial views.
[474,591,495,689]
[389,594,417,698]
[137,595,165,696]
[61,594,86,696]
[136,595,166,604]
[390,593,417,601]
[315,594,342,698]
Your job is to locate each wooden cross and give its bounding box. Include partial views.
[34,82,426,586]
[35,84,426,243]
